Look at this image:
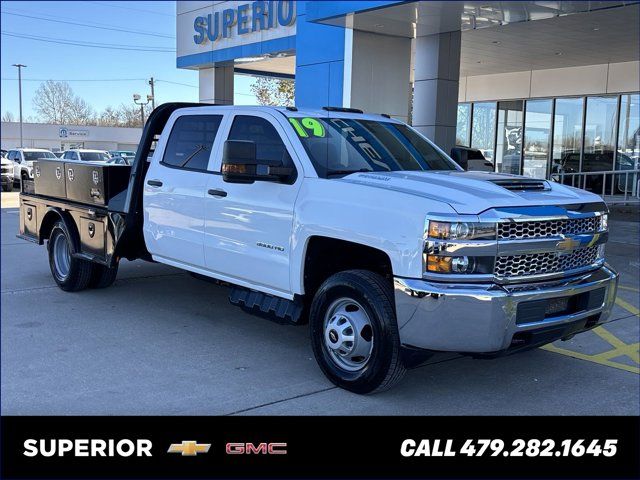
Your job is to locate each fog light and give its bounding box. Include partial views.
[451,256,471,273]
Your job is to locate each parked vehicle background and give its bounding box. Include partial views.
[6,148,57,185]
[1,155,14,191]
[61,149,111,163]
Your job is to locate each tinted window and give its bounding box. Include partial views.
[80,152,109,162]
[24,151,56,161]
[162,115,222,171]
[8,151,16,160]
[228,115,291,165]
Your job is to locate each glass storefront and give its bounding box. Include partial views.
[455,92,639,192]
[583,96,618,172]
[470,102,496,162]
[456,103,471,146]
[523,99,552,179]
[552,98,584,175]
[495,100,523,174]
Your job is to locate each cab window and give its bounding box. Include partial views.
[162,115,223,171]
[227,115,293,167]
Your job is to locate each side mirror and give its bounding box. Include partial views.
[221,140,293,184]
[450,147,469,170]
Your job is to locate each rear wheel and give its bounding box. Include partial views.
[309,270,406,394]
[89,263,119,288]
[48,220,94,291]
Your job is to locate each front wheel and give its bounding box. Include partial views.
[48,221,94,291]
[309,270,406,394]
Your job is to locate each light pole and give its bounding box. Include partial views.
[12,64,27,147]
[148,77,156,110]
[133,93,153,127]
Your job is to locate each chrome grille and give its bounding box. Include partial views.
[498,217,601,240]
[494,246,600,278]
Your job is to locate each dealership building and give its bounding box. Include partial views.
[177,0,639,184]
[0,122,142,152]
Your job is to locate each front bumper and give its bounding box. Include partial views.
[394,265,619,354]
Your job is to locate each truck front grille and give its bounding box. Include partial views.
[498,217,601,240]
[1,165,12,174]
[494,246,600,278]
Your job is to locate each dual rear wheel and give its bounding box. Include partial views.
[48,220,118,291]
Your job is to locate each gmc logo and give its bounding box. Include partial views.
[225,442,287,455]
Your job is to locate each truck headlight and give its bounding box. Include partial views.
[427,221,496,240]
[599,213,608,232]
[426,255,493,274]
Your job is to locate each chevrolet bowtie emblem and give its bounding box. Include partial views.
[556,237,581,254]
[167,441,211,456]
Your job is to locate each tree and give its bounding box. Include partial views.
[67,96,96,125]
[98,106,121,127]
[115,103,152,128]
[33,80,75,124]
[2,111,15,122]
[250,77,294,106]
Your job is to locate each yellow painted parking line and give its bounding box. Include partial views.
[618,285,639,293]
[615,297,639,317]
[541,344,640,374]
[593,342,639,363]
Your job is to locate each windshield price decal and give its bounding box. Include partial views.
[289,118,325,138]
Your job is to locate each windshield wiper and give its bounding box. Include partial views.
[326,168,373,177]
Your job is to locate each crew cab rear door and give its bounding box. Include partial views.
[142,112,225,269]
[203,112,302,297]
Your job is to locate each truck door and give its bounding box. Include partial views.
[143,113,224,269]
[203,113,302,296]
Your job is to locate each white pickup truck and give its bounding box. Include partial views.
[18,103,619,393]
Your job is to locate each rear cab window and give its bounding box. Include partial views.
[162,115,223,171]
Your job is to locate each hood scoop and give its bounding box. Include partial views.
[490,178,550,192]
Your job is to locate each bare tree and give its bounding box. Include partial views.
[116,103,152,128]
[250,77,294,106]
[33,81,75,124]
[2,111,15,122]
[98,106,120,127]
[67,96,96,125]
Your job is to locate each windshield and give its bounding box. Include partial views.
[24,151,56,161]
[81,152,109,161]
[287,117,458,178]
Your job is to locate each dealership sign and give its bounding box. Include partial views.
[59,127,89,138]
[193,0,295,44]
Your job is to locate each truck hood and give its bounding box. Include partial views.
[338,170,602,215]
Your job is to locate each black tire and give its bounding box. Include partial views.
[2,183,11,192]
[48,220,94,292]
[89,263,119,288]
[309,269,406,394]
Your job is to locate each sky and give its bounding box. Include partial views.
[0,0,258,121]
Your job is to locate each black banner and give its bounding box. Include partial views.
[2,416,638,479]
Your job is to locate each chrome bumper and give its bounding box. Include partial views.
[394,265,619,353]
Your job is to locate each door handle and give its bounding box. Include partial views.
[208,188,227,198]
[147,179,163,187]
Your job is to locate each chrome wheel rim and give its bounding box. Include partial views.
[323,298,374,372]
[53,232,71,279]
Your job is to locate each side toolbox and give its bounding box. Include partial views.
[64,162,130,208]
[20,201,38,237]
[33,159,66,198]
[79,216,107,259]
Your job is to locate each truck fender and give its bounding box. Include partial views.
[39,208,81,254]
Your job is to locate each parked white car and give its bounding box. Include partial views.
[1,155,15,191]
[6,148,57,185]
[61,149,111,163]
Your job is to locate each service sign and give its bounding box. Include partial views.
[59,127,89,138]
[176,0,296,62]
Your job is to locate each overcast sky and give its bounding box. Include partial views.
[0,1,258,120]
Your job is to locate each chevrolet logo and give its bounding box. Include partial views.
[167,441,211,456]
[556,237,581,254]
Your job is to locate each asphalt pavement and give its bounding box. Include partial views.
[1,192,638,415]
